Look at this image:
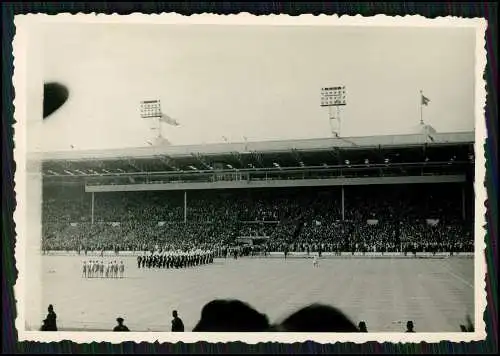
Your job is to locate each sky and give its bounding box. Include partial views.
[37,22,476,152]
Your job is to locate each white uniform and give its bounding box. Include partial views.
[313,256,319,268]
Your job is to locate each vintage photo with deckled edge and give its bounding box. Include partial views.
[12,13,488,344]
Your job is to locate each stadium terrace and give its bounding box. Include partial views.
[40,131,474,256]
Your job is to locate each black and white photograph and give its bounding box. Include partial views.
[13,14,487,343]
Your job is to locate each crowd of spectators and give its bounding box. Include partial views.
[42,184,473,253]
[41,301,474,333]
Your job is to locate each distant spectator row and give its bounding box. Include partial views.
[43,184,468,224]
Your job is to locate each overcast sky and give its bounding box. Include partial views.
[38,22,476,152]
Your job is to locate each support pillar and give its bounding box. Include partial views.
[462,185,466,221]
[184,191,187,223]
[341,186,345,221]
[91,192,95,225]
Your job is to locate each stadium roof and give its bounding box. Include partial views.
[38,130,475,183]
[35,131,474,163]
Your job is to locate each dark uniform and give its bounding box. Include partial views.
[44,306,57,331]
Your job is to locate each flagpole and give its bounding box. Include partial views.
[420,90,424,125]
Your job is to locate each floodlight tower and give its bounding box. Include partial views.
[321,86,346,137]
[140,99,164,142]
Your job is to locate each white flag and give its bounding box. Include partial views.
[159,114,180,126]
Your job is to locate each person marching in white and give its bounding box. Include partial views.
[313,255,319,268]
[119,261,125,278]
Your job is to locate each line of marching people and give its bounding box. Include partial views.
[137,250,214,270]
[82,260,125,279]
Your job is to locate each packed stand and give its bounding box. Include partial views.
[42,184,473,253]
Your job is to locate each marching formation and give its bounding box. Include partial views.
[137,250,214,269]
[82,260,125,279]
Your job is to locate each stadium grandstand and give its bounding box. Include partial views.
[39,131,475,257]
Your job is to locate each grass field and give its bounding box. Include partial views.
[28,255,474,332]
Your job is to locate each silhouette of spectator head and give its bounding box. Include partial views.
[275,304,359,332]
[193,299,269,332]
[113,317,130,332]
[460,314,474,332]
[406,320,415,332]
[173,310,178,318]
[358,321,368,332]
[48,304,54,313]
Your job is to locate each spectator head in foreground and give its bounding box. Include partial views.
[171,310,185,332]
[193,299,269,332]
[406,320,415,333]
[43,304,57,331]
[113,317,130,332]
[460,314,474,332]
[358,321,368,332]
[273,304,359,332]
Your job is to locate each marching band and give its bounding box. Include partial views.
[136,250,214,269]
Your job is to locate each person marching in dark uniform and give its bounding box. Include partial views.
[137,255,142,269]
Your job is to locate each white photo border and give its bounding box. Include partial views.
[12,12,488,344]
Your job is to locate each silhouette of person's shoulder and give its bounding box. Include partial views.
[277,304,359,332]
[113,325,130,331]
[172,317,184,332]
[193,299,269,332]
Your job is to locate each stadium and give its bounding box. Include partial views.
[36,129,475,332]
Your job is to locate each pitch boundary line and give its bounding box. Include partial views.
[438,262,474,289]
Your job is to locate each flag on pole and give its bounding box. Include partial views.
[421,93,430,106]
[159,114,180,126]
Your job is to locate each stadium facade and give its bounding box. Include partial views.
[39,131,475,253]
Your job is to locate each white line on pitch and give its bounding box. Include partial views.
[439,263,474,289]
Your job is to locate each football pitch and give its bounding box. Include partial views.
[30,255,474,332]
